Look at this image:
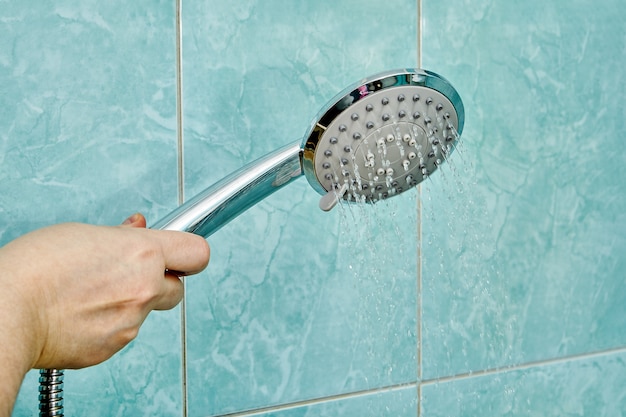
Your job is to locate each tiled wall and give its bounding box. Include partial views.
[420,0,626,414]
[4,0,184,415]
[4,0,626,416]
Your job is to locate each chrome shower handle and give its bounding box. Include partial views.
[152,140,303,237]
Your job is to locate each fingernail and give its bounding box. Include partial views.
[122,213,140,225]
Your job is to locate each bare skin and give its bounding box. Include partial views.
[0,213,210,416]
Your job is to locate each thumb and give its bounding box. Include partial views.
[121,213,147,228]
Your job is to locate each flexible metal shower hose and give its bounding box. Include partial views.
[38,368,64,416]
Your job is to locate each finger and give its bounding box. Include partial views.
[151,230,211,275]
[152,271,184,310]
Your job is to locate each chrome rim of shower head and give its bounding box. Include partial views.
[302,68,464,209]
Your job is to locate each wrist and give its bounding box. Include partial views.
[0,268,45,415]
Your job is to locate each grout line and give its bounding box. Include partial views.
[416,1,423,417]
[417,382,422,417]
[417,0,422,69]
[174,0,187,417]
[175,2,184,204]
[211,382,418,417]
[420,345,626,387]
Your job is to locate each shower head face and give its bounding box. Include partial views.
[302,69,464,209]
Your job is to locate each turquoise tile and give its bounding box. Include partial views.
[0,0,181,236]
[421,0,626,378]
[2,1,183,415]
[15,310,183,417]
[184,198,418,415]
[181,0,419,414]
[256,385,418,417]
[421,350,626,416]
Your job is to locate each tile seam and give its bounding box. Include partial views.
[416,2,423,417]
[174,1,187,417]
[210,382,419,417]
[176,1,184,204]
[420,345,626,387]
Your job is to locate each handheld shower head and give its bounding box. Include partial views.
[303,68,464,210]
[153,68,464,237]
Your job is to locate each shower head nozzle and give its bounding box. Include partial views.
[302,68,464,210]
[154,68,464,237]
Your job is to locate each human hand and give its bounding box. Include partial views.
[0,213,210,371]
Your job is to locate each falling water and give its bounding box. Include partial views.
[332,156,419,412]
[421,134,509,378]
[330,120,508,408]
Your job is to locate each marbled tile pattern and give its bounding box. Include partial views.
[181,1,418,414]
[2,0,183,415]
[421,350,626,416]
[421,0,626,380]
